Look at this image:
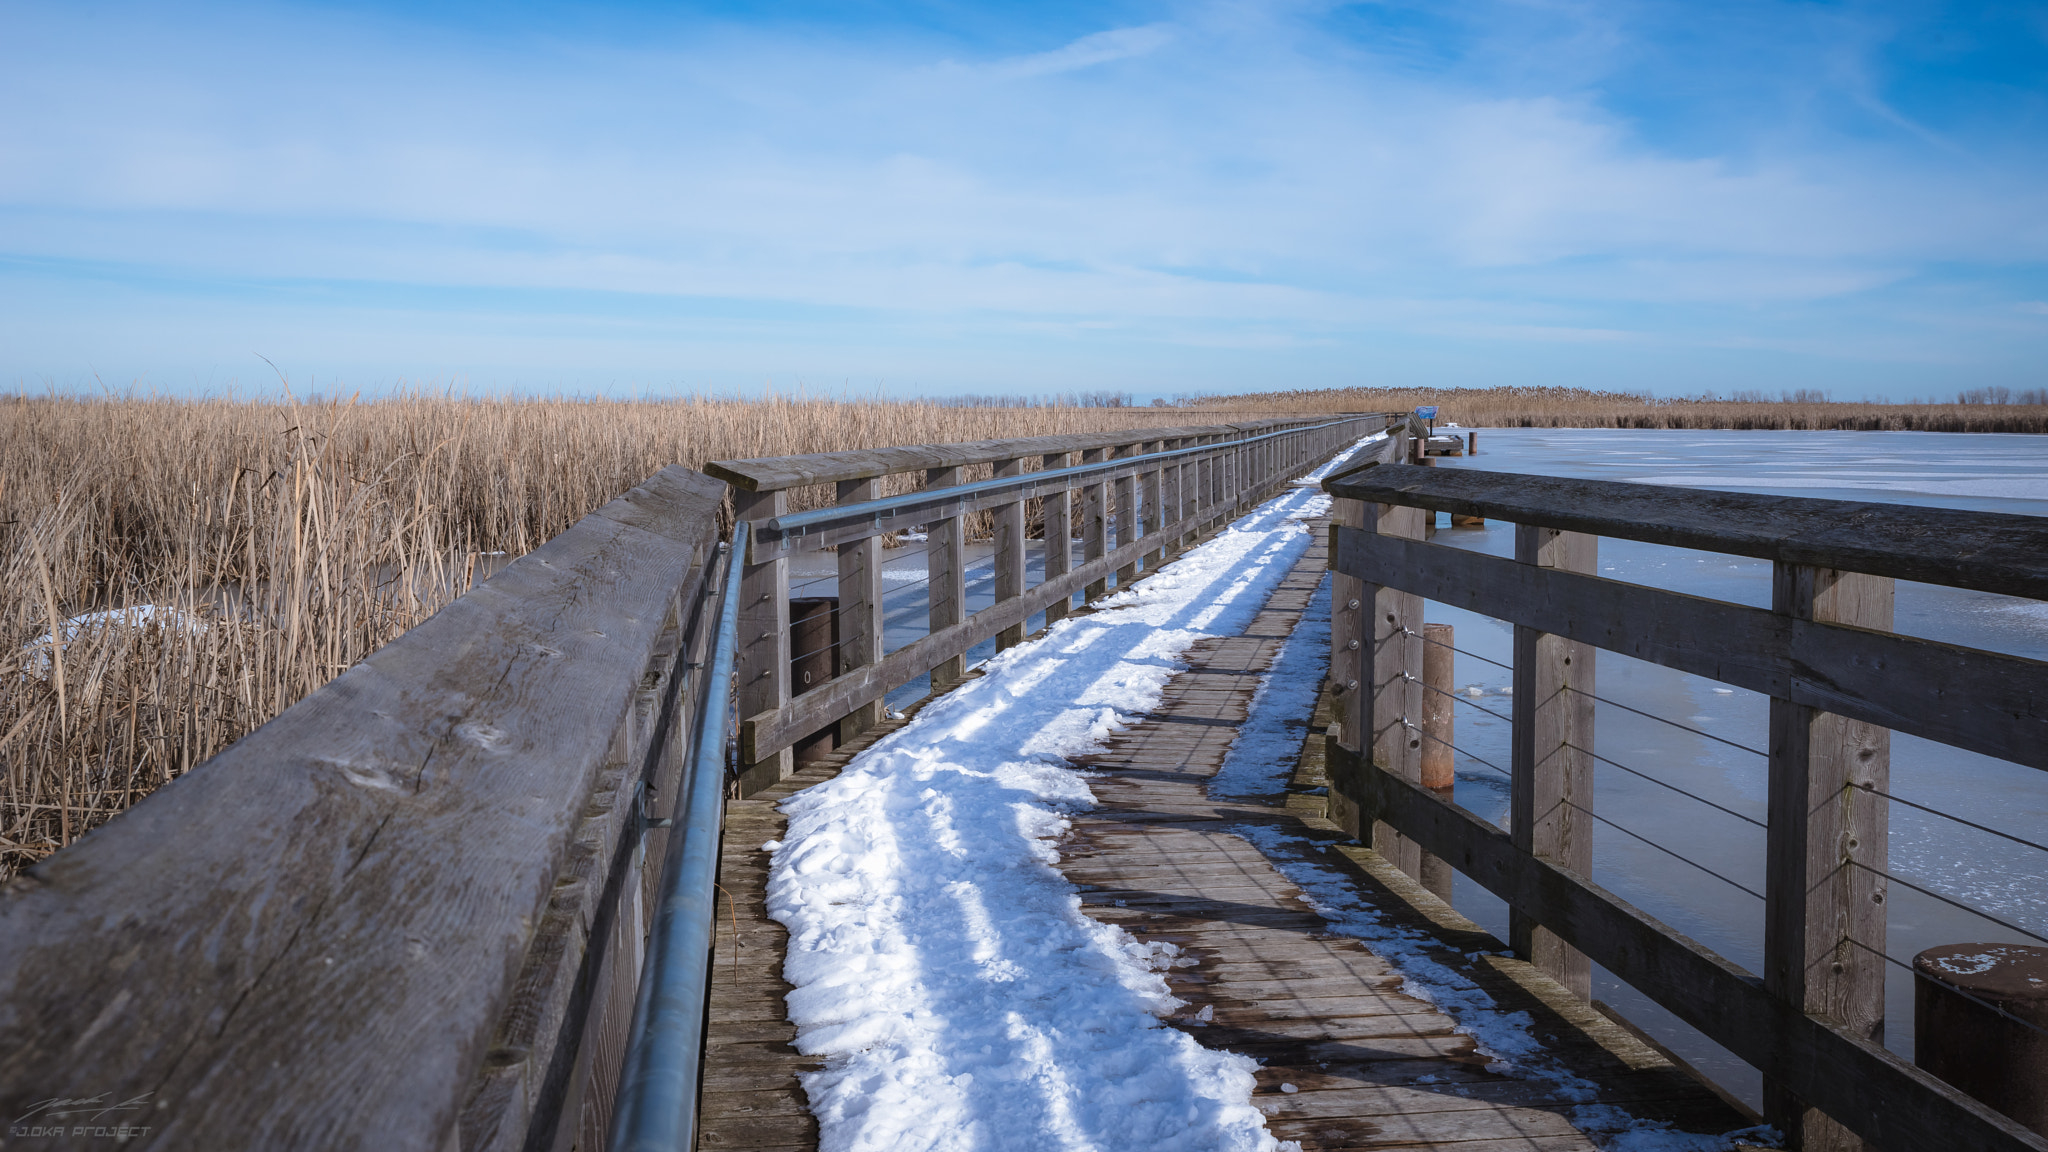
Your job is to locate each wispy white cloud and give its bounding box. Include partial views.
[0,0,2044,393]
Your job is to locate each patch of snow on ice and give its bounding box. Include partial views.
[764,435,1389,1152]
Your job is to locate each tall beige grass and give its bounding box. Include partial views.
[1190,385,2048,432]
[0,393,1304,881]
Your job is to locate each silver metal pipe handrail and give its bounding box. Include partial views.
[608,529,748,1152]
[750,414,1396,552]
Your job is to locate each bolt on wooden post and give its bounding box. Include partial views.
[1510,524,1596,999]
[734,487,792,796]
[1766,563,1893,1152]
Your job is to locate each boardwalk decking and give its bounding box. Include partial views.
[698,519,1756,1150]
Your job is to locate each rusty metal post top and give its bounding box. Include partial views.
[1915,944,2048,1003]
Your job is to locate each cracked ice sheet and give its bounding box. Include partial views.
[1230,824,1780,1152]
[762,434,1385,1152]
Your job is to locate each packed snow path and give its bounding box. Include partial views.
[696,453,1763,1152]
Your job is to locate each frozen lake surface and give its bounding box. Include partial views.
[1431,427,2048,1106]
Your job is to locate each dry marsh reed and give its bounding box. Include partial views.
[1193,385,2048,432]
[0,393,1302,881]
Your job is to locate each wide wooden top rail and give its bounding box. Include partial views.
[1323,460,2048,1152]
[742,417,1380,560]
[706,414,1377,492]
[0,466,731,1152]
[1332,465,2048,601]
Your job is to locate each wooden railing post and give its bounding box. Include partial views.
[1199,436,1218,535]
[1766,564,1893,1152]
[1510,524,1598,999]
[1162,438,1185,557]
[993,457,1027,650]
[1112,442,1140,589]
[926,465,968,690]
[1328,491,1368,839]
[1082,447,1109,603]
[1042,452,1073,626]
[1143,442,1166,570]
[837,478,884,742]
[1366,496,1427,879]
[736,487,793,794]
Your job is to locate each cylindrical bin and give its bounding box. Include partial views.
[1914,942,2048,1136]
[789,597,841,765]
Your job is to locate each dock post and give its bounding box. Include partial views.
[837,477,884,743]
[1766,564,1893,1151]
[1041,452,1073,628]
[789,597,840,764]
[735,488,792,795]
[1328,491,1367,840]
[1420,621,1456,902]
[1511,525,1597,1000]
[926,465,968,691]
[994,457,1027,650]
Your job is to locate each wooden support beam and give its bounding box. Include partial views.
[837,477,884,742]
[926,465,968,692]
[1143,442,1166,570]
[735,486,792,796]
[1511,525,1598,1000]
[1082,447,1109,603]
[1766,565,1894,1152]
[1041,452,1073,627]
[1114,442,1140,589]
[993,457,1027,651]
[1368,492,1426,880]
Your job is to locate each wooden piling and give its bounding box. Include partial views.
[1915,943,2048,1138]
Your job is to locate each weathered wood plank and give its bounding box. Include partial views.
[1331,527,2048,772]
[1510,525,1596,999]
[737,487,794,795]
[1327,741,2048,1152]
[1326,464,2048,601]
[0,465,728,1152]
[1764,565,1893,1152]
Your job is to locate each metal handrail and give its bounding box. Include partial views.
[608,529,748,1152]
[750,414,1396,552]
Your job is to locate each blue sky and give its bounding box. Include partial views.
[3,0,2046,400]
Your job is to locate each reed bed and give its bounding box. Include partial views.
[1190,386,2048,432]
[0,393,1303,881]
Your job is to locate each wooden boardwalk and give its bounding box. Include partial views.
[698,521,1754,1151]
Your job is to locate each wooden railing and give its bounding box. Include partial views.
[0,466,732,1152]
[710,413,1396,795]
[1324,459,2048,1152]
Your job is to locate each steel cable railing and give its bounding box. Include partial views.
[1403,718,1767,903]
[608,527,748,1152]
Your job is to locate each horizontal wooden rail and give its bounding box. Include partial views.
[730,414,1396,791]
[1325,459,2048,1152]
[707,415,1384,493]
[1333,527,2048,771]
[1329,741,2046,1152]
[746,418,1373,560]
[0,466,732,1152]
[1329,465,2048,601]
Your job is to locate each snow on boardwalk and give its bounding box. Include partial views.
[700,443,1758,1152]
